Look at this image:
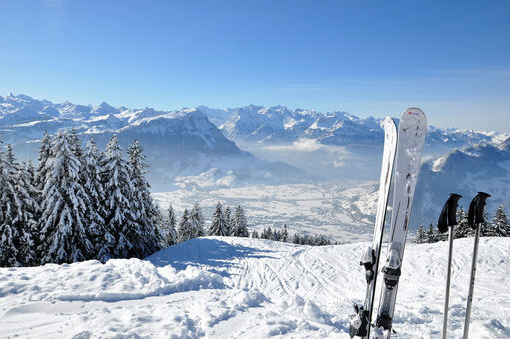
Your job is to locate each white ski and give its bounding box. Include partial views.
[349,117,398,339]
[374,108,427,338]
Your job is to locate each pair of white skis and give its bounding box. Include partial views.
[349,108,427,339]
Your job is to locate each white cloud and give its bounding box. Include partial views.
[43,0,67,34]
[263,138,349,155]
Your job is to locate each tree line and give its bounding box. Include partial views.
[414,206,510,244]
[251,224,334,246]
[0,131,255,267]
[156,202,249,246]
[0,129,162,266]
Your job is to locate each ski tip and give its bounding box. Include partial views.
[400,107,427,130]
[383,116,395,123]
[382,116,397,132]
[402,107,425,118]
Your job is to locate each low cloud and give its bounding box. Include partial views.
[264,138,349,155]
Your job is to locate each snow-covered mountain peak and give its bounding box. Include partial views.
[92,101,119,115]
[500,137,510,152]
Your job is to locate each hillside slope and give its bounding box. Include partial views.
[1,237,509,338]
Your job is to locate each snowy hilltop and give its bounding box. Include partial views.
[0,236,509,338]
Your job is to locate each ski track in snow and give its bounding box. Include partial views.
[0,237,509,338]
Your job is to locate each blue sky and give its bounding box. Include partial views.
[1,0,509,131]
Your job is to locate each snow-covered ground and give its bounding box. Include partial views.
[152,182,379,243]
[1,237,509,338]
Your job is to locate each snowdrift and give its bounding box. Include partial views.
[1,237,509,338]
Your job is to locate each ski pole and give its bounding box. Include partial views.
[437,193,462,339]
[442,225,454,339]
[463,223,480,339]
[463,192,490,339]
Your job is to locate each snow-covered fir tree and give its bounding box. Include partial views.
[224,206,232,236]
[36,131,52,192]
[261,227,271,239]
[208,202,228,236]
[178,208,192,242]
[281,224,288,242]
[11,160,40,266]
[24,160,37,186]
[0,147,39,267]
[162,203,178,246]
[415,226,427,243]
[82,137,106,256]
[454,206,473,238]
[126,139,161,257]
[231,205,249,237]
[480,210,491,236]
[39,131,92,264]
[189,203,205,239]
[69,127,84,161]
[99,134,135,262]
[272,229,281,241]
[0,144,23,266]
[251,230,259,238]
[490,206,510,237]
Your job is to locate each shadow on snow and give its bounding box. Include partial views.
[147,237,278,274]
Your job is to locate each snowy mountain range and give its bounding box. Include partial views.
[197,104,510,181]
[200,104,507,149]
[2,93,510,229]
[0,94,310,190]
[2,93,507,182]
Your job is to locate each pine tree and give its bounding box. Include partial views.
[127,139,161,258]
[36,131,52,192]
[208,202,228,236]
[292,233,300,244]
[454,206,473,239]
[178,208,191,242]
[39,131,92,264]
[231,205,249,237]
[189,203,205,239]
[224,206,232,236]
[0,144,21,266]
[12,161,40,265]
[261,227,272,240]
[272,229,281,241]
[480,210,491,236]
[0,147,39,266]
[162,203,178,246]
[426,224,438,243]
[69,127,84,161]
[251,230,259,238]
[490,206,510,237]
[82,137,106,257]
[415,226,427,244]
[99,134,134,262]
[282,224,288,242]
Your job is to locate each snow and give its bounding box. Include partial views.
[1,236,509,338]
